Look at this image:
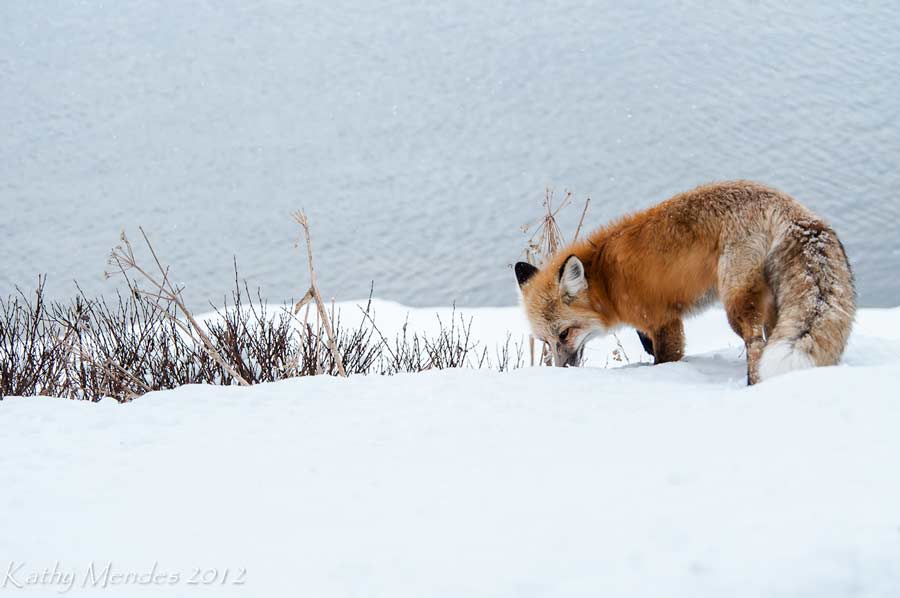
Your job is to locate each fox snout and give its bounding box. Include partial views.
[554,343,585,368]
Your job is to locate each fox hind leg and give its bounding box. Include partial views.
[720,266,777,385]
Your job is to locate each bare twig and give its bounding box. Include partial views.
[292,211,347,377]
[541,342,553,366]
[60,334,148,401]
[573,196,591,242]
[107,229,251,386]
[612,333,630,364]
[356,304,399,365]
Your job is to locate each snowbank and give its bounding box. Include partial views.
[2,304,900,597]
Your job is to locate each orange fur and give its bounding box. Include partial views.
[515,180,856,384]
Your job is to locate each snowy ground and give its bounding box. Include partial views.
[2,303,900,597]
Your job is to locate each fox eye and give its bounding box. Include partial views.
[559,328,571,342]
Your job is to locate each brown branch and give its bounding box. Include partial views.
[61,334,148,401]
[573,196,591,242]
[107,229,251,386]
[356,304,399,364]
[292,211,347,377]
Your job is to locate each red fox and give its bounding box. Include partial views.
[514,181,856,384]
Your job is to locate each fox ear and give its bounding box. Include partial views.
[558,255,587,296]
[515,262,539,287]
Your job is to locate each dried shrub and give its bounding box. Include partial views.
[0,274,526,402]
[0,211,535,402]
[0,278,67,398]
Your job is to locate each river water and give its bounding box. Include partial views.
[2,1,899,309]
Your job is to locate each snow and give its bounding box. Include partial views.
[2,302,900,597]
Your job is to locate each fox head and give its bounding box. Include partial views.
[514,254,608,367]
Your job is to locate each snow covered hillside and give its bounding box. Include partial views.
[2,304,900,597]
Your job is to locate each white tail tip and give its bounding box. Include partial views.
[758,341,815,381]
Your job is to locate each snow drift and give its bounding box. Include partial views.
[2,303,900,597]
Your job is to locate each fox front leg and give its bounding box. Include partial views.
[649,320,685,364]
[636,330,655,358]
